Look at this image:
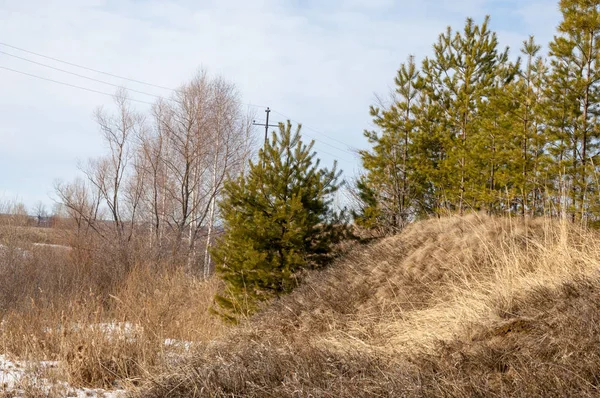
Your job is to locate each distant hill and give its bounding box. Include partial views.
[138,214,600,397]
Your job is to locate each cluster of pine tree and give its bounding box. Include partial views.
[356,0,600,234]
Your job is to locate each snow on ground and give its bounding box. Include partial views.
[164,338,193,351]
[32,243,72,251]
[91,322,143,338]
[0,355,125,397]
[1,321,193,396]
[0,243,31,259]
[0,355,20,390]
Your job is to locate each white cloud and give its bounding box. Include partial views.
[0,0,561,208]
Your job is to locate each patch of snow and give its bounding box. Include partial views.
[92,322,142,336]
[0,355,21,390]
[0,243,32,260]
[0,354,125,397]
[164,338,193,351]
[32,243,72,251]
[43,322,144,341]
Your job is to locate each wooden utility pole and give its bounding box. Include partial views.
[253,107,279,167]
[253,107,278,147]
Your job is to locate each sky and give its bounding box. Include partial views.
[0,0,561,211]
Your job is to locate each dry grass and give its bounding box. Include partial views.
[0,225,66,246]
[0,222,228,391]
[0,271,225,390]
[137,214,600,397]
[4,213,600,396]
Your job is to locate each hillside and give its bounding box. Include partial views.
[138,214,600,397]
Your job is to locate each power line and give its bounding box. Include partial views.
[252,107,278,148]
[250,107,353,163]
[0,61,268,109]
[0,49,167,100]
[0,64,349,161]
[271,109,355,149]
[0,65,155,105]
[311,148,355,164]
[0,41,357,162]
[269,110,357,157]
[0,41,175,91]
[1,64,355,164]
[247,106,354,163]
[0,41,270,110]
[304,131,356,156]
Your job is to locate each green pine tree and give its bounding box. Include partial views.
[410,73,451,216]
[356,56,420,233]
[211,121,347,322]
[475,37,547,216]
[352,176,382,231]
[508,36,549,217]
[419,16,510,214]
[475,63,519,214]
[546,0,600,222]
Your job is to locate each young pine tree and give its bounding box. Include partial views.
[410,72,451,216]
[475,62,519,214]
[547,0,600,222]
[420,16,510,214]
[506,37,548,217]
[356,56,420,233]
[211,121,347,322]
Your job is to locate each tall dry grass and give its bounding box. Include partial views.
[0,220,228,391]
[137,214,600,397]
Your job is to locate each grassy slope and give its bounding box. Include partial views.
[138,214,600,397]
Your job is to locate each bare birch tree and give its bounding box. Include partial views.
[55,72,254,275]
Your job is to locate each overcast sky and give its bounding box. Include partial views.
[0,0,560,210]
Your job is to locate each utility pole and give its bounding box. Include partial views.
[253,107,279,167]
[253,107,278,147]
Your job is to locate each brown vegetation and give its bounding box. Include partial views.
[136,214,600,397]
[0,218,227,392]
[3,211,600,397]
[2,69,255,394]
[55,72,254,279]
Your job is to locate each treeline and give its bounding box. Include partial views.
[55,72,254,277]
[355,0,600,234]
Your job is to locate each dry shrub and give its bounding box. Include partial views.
[0,201,228,392]
[0,216,127,314]
[0,244,76,313]
[1,269,225,390]
[137,214,600,397]
[0,222,227,390]
[113,266,226,343]
[140,338,407,397]
[59,316,155,388]
[0,295,151,389]
[0,225,65,246]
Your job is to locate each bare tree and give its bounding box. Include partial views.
[152,71,253,273]
[154,72,212,249]
[88,90,142,240]
[32,201,48,226]
[55,72,255,274]
[54,177,103,237]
